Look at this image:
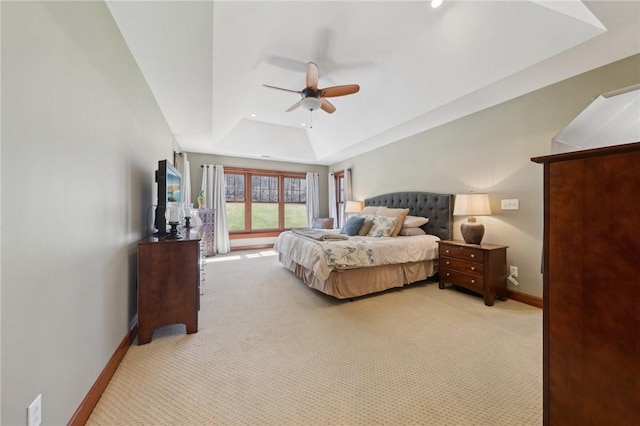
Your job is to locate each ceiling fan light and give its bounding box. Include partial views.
[301,96,322,111]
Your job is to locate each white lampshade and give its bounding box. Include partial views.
[302,96,322,111]
[453,193,492,217]
[453,193,491,245]
[345,201,363,213]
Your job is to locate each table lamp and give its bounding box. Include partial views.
[345,201,363,216]
[453,193,492,244]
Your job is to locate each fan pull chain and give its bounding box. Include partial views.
[309,110,313,129]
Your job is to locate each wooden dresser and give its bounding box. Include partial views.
[137,228,201,345]
[532,142,640,425]
[437,240,508,306]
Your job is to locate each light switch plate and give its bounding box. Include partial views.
[27,394,42,426]
[501,199,519,210]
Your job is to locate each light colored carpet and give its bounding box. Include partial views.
[87,249,542,425]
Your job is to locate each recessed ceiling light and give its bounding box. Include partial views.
[301,123,306,127]
[431,0,443,8]
[250,113,257,117]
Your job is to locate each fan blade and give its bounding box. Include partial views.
[321,84,360,98]
[286,100,302,112]
[306,62,319,91]
[321,98,336,114]
[263,84,302,94]
[265,55,307,73]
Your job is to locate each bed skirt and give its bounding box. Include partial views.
[278,253,436,299]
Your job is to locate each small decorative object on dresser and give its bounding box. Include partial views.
[197,190,205,209]
[437,240,508,306]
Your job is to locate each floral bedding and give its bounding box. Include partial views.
[274,230,440,281]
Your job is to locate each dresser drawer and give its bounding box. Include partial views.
[439,244,484,263]
[440,269,484,292]
[440,257,483,276]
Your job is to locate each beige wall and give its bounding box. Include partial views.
[330,54,640,298]
[1,2,176,424]
[185,152,329,249]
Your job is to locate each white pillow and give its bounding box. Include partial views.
[402,215,429,228]
[399,227,426,236]
[366,215,398,237]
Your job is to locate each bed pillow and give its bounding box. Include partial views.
[376,207,410,237]
[402,215,429,228]
[357,218,374,236]
[399,227,427,236]
[360,205,380,215]
[366,215,398,237]
[340,216,365,236]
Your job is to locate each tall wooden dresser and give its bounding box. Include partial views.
[532,141,640,425]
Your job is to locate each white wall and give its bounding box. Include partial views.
[186,152,329,249]
[330,54,640,298]
[1,2,176,424]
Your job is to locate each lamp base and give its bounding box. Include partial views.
[460,221,485,245]
[164,222,182,240]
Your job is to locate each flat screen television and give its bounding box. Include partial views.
[154,159,182,235]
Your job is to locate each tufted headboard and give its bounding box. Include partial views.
[364,192,453,241]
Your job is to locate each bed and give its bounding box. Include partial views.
[274,192,453,299]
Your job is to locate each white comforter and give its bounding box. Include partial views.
[274,230,440,281]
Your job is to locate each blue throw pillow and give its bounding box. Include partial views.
[340,216,365,236]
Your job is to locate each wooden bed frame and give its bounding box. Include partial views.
[279,191,454,299]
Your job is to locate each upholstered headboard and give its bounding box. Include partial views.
[364,192,453,241]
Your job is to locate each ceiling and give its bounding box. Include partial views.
[105,1,640,165]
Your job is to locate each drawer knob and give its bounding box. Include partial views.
[471,266,475,270]
[470,254,475,258]
[471,279,475,283]
[445,249,450,254]
[446,273,450,277]
[446,261,450,265]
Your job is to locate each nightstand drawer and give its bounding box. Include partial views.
[439,244,484,263]
[440,257,483,276]
[440,269,484,292]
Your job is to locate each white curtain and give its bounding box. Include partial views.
[201,165,214,209]
[178,152,192,208]
[345,168,353,201]
[342,168,354,226]
[328,172,337,223]
[200,164,230,254]
[212,165,230,254]
[306,172,320,227]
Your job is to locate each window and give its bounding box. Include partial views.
[225,173,246,231]
[224,168,307,233]
[283,177,307,229]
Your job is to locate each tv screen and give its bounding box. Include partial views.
[166,165,181,203]
[154,159,181,235]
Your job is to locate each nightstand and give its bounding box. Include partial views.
[437,240,509,306]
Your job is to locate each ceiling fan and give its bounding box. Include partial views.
[263,62,360,114]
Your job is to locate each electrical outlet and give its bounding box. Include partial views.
[27,394,42,426]
[501,199,519,210]
[510,266,518,277]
